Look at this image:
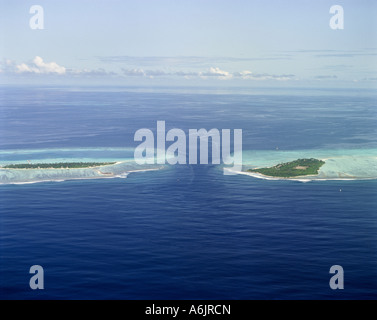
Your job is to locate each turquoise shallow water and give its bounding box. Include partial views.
[229,148,377,181]
[0,148,163,184]
[2,147,377,184]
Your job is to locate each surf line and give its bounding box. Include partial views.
[134,121,242,175]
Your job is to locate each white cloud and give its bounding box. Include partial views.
[69,68,116,76]
[233,70,253,78]
[15,56,66,74]
[233,71,295,81]
[122,68,169,78]
[122,68,147,76]
[16,63,33,73]
[33,56,66,74]
[200,67,232,79]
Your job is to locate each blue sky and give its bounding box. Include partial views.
[0,0,376,87]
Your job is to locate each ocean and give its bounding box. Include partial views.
[0,86,376,299]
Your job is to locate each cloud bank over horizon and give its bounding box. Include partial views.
[1,56,298,82]
[0,54,376,86]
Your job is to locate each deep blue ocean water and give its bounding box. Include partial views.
[0,86,376,299]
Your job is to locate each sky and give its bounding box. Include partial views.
[0,0,376,87]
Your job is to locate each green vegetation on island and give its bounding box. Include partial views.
[2,162,116,169]
[248,158,325,178]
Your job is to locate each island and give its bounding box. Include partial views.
[1,162,116,169]
[248,158,325,178]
